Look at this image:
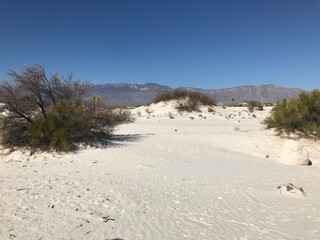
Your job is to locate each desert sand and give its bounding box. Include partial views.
[1,104,320,240]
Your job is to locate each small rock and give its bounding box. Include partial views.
[280,140,312,166]
[277,183,306,197]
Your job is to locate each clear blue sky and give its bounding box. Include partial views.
[0,0,319,90]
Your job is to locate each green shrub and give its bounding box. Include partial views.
[28,100,90,151]
[264,90,320,137]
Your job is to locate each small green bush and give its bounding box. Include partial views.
[264,90,320,137]
[28,100,90,151]
[154,89,216,112]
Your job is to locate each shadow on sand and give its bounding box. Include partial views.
[0,134,148,156]
[78,133,146,150]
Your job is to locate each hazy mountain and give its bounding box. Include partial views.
[201,84,305,104]
[88,83,171,106]
[88,83,306,106]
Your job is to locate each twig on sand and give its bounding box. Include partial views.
[17,188,31,191]
[82,230,92,238]
[102,215,115,223]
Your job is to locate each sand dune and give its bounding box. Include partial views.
[1,105,320,240]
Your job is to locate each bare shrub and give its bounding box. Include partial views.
[176,99,200,113]
[154,89,216,112]
[207,107,214,113]
[247,100,263,112]
[153,90,174,103]
[0,65,132,151]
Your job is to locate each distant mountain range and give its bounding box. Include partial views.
[88,83,306,106]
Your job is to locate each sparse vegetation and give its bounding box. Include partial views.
[0,64,132,151]
[247,100,264,112]
[264,90,320,138]
[207,107,214,113]
[264,102,274,107]
[154,89,216,112]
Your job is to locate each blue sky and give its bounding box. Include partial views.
[0,0,319,90]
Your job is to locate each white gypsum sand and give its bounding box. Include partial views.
[0,105,320,240]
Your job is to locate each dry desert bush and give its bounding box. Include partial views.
[246,100,264,112]
[0,64,132,151]
[154,89,216,112]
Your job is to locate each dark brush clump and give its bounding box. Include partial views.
[153,89,217,112]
